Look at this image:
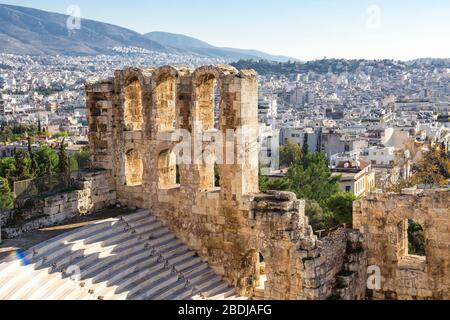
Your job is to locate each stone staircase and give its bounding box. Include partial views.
[0,210,244,300]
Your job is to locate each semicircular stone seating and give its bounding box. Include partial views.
[0,210,245,300]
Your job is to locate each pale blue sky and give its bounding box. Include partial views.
[2,0,450,60]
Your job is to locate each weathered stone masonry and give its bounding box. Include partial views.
[85,64,367,300]
[1,170,116,239]
[354,189,450,300]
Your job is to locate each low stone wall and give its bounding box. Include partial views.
[353,188,450,300]
[295,227,367,300]
[0,170,116,239]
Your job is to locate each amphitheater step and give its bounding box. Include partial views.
[0,210,244,300]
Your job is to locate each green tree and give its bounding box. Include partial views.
[259,173,269,192]
[260,142,357,231]
[305,200,328,231]
[259,176,291,192]
[69,156,79,172]
[316,133,322,152]
[408,221,425,256]
[12,150,32,181]
[413,143,450,186]
[301,132,309,163]
[58,139,71,187]
[73,147,90,169]
[27,136,38,177]
[279,139,302,168]
[53,132,69,139]
[0,157,16,181]
[0,124,40,143]
[325,192,356,227]
[287,152,340,206]
[34,144,59,177]
[0,177,14,211]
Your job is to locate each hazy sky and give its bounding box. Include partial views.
[2,0,450,61]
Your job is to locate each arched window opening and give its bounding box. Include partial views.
[241,250,266,300]
[155,74,176,132]
[214,79,220,129]
[124,80,143,131]
[176,164,180,185]
[214,162,220,188]
[125,149,143,186]
[255,252,266,299]
[158,149,179,189]
[397,219,426,259]
[196,74,220,131]
[408,220,425,256]
[199,144,216,190]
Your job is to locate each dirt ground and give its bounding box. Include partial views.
[0,207,136,261]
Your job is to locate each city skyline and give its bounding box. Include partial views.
[1,0,450,61]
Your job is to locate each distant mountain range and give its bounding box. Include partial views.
[0,4,295,62]
[144,31,295,62]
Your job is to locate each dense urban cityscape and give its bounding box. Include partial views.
[1,53,449,196]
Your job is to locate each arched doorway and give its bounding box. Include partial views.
[240,249,267,300]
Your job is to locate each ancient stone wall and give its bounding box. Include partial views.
[353,189,450,300]
[249,192,366,300]
[85,65,367,300]
[1,170,116,239]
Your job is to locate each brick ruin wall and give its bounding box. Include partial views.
[85,64,367,300]
[353,189,450,300]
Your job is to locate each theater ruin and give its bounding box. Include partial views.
[0,64,447,300]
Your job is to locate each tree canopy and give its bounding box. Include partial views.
[412,143,450,187]
[279,139,302,169]
[0,177,14,211]
[286,152,341,207]
[260,143,354,231]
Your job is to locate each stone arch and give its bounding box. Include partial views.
[238,246,270,297]
[124,149,143,186]
[154,72,177,133]
[123,72,144,131]
[193,72,218,131]
[158,148,178,189]
[153,65,193,132]
[240,249,260,292]
[191,66,238,191]
[193,65,238,132]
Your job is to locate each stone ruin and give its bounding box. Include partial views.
[85,64,449,300]
[354,189,449,300]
